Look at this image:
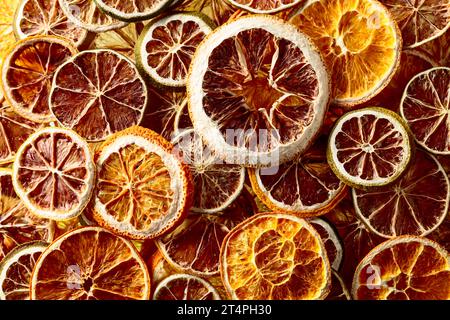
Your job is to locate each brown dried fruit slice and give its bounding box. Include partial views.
[310,218,343,271]
[94,0,173,22]
[228,0,304,13]
[419,30,449,67]
[326,270,351,300]
[153,274,221,300]
[177,0,239,25]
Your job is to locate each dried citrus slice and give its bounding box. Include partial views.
[94,0,173,22]
[380,0,450,48]
[249,137,346,216]
[419,30,449,67]
[12,127,95,221]
[310,218,343,271]
[93,126,192,240]
[328,107,412,188]
[0,0,20,64]
[228,0,304,13]
[136,12,213,88]
[188,15,330,167]
[400,67,450,155]
[352,236,450,300]
[290,0,401,106]
[353,149,450,238]
[177,0,239,25]
[49,49,147,141]
[153,274,221,300]
[31,226,150,300]
[1,36,77,123]
[326,270,351,300]
[149,250,176,286]
[0,241,47,300]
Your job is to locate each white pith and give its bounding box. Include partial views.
[153,274,221,300]
[94,0,172,21]
[310,218,343,270]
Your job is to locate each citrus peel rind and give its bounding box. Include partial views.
[228,0,305,14]
[94,0,174,22]
[153,273,221,300]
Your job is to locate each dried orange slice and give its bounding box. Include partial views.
[400,67,450,155]
[177,0,239,25]
[228,0,304,13]
[0,241,47,300]
[310,218,343,271]
[220,213,331,300]
[12,127,95,221]
[49,49,147,141]
[31,226,150,300]
[353,149,449,238]
[93,126,193,240]
[326,270,351,300]
[94,0,173,22]
[0,0,20,64]
[153,274,221,300]
[187,15,330,167]
[290,0,401,106]
[352,236,450,300]
[328,107,412,188]
[1,36,77,123]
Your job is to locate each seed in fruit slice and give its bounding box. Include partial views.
[12,127,95,221]
[50,49,147,141]
[188,15,330,167]
[352,236,450,300]
[94,0,173,22]
[290,0,401,106]
[31,226,150,300]
[221,213,331,300]
[228,0,304,13]
[310,218,343,271]
[249,136,346,216]
[0,241,47,300]
[1,36,77,123]
[0,0,20,64]
[353,149,450,238]
[136,12,213,88]
[328,107,412,188]
[400,67,450,155]
[326,270,351,300]
[153,274,221,300]
[177,0,239,25]
[93,126,193,240]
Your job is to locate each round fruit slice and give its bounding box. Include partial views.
[14,0,90,48]
[93,126,193,240]
[353,149,450,238]
[177,0,239,25]
[58,0,127,33]
[290,0,401,106]
[94,0,173,22]
[153,274,221,300]
[310,218,343,271]
[380,0,450,48]
[221,213,331,300]
[352,236,450,300]
[12,127,95,221]
[0,241,47,300]
[1,36,77,123]
[400,67,450,155]
[326,270,351,300]
[228,0,304,13]
[31,226,150,300]
[0,0,20,64]
[136,12,213,88]
[249,136,346,216]
[50,49,147,141]
[328,107,412,188]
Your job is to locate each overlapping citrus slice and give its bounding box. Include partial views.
[429,213,449,252]
[49,49,147,141]
[0,241,47,300]
[153,274,221,300]
[400,67,450,155]
[30,226,150,300]
[290,0,401,106]
[149,250,176,286]
[328,107,412,188]
[93,126,193,240]
[228,0,304,13]
[352,236,450,300]
[94,0,173,22]
[12,127,95,220]
[220,213,331,300]
[310,218,343,271]
[0,0,20,64]
[187,15,330,167]
[177,0,239,25]
[419,30,449,67]
[1,36,77,123]
[326,270,351,300]
[353,149,449,238]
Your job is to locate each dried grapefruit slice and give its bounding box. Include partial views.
[177,0,239,25]
[153,274,221,300]
[326,270,351,300]
[352,236,450,300]
[220,213,331,300]
[353,149,450,238]
[12,127,95,220]
[228,0,304,14]
[400,67,450,155]
[1,36,77,123]
[328,107,412,188]
[187,15,330,167]
[93,126,193,240]
[50,49,147,141]
[310,218,343,271]
[31,226,150,300]
[94,0,173,22]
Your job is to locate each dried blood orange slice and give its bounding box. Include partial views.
[31,226,151,300]
[12,127,95,221]
[136,12,213,88]
[187,15,330,167]
[352,236,450,300]
[153,274,221,300]
[50,49,147,141]
[93,126,193,240]
[177,0,239,25]
[400,67,450,155]
[94,0,173,22]
[328,107,412,188]
[290,0,401,106]
[0,241,47,300]
[310,218,343,271]
[353,149,450,238]
[249,137,346,216]
[228,0,304,13]
[326,270,351,300]
[1,36,77,123]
